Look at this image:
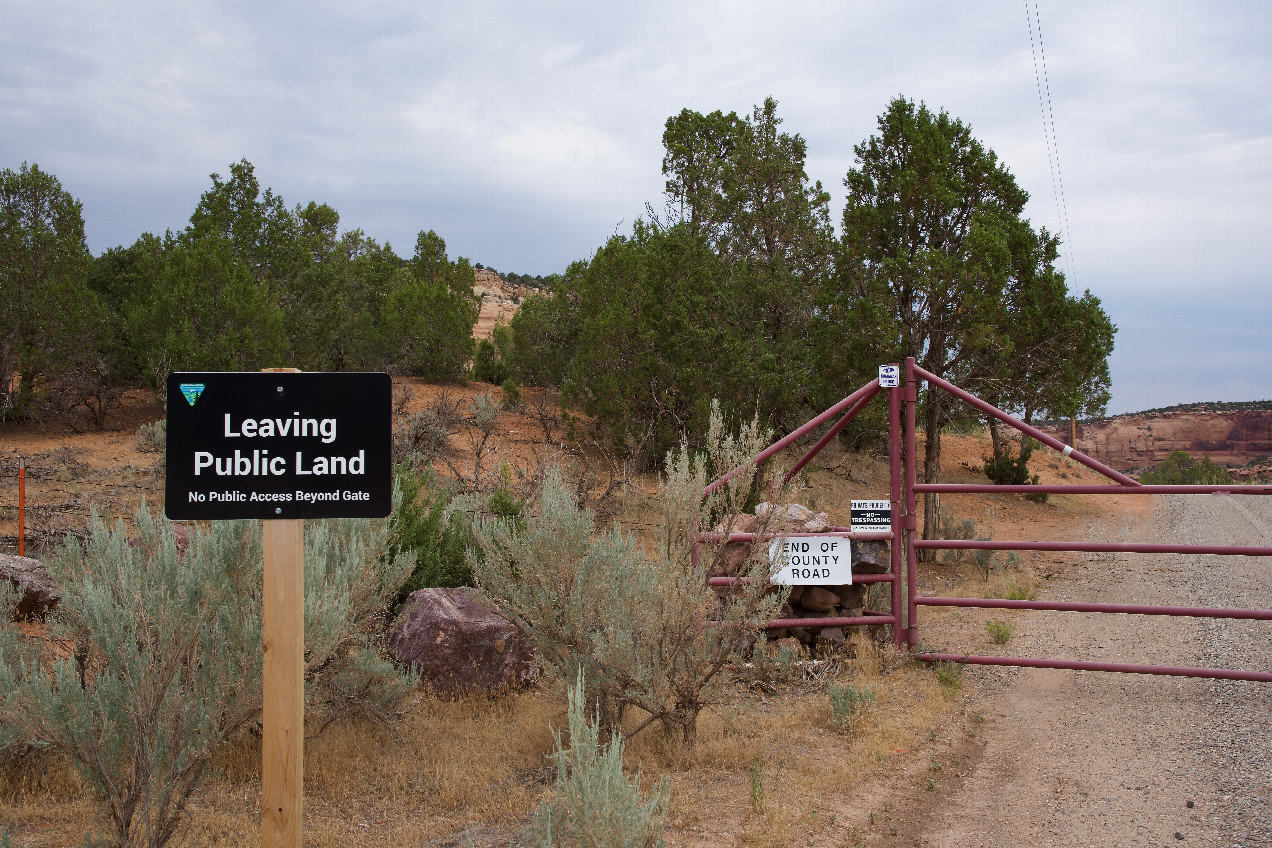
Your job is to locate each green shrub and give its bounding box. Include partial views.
[932,660,965,694]
[472,336,508,385]
[471,401,788,744]
[135,418,166,453]
[998,582,1036,601]
[985,619,1014,644]
[500,379,522,410]
[828,683,877,728]
[522,671,668,848]
[1140,451,1231,485]
[0,503,415,848]
[983,439,1047,502]
[389,471,476,612]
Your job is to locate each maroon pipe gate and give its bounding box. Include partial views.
[704,358,1272,684]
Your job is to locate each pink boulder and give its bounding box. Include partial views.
[388,588,535,697]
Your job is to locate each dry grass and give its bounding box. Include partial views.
[0,691,560,847]
[609,632,957,846]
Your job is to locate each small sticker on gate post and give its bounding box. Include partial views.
[878,364,900,388]
[851,499,892,533]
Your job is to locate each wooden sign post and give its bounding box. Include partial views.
[262,515,304,848]
[163,369,392,848]
[261,366,303,848]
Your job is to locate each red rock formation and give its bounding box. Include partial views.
[1047,410,1272,472]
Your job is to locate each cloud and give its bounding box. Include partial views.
[4,1,1272,409]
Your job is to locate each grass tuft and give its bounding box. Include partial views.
[985,618,1015,644]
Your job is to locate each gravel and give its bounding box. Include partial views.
[1166,494,1272,846]
[913,493,1272,847]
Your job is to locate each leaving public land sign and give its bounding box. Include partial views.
[769,535,852,585]
[165,372,392,520]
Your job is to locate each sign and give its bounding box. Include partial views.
[878,364,900,388]
[851,499,892,533]
[165,372,392,520]
[769,535,851,585]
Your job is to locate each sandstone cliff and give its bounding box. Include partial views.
[472,268,527,340]
[1050,406,1272,474]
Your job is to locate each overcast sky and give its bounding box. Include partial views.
[3,1,1269,415]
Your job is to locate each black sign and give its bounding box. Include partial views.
[850,499,892,532]
[165,372,392,520]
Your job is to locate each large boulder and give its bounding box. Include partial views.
[387,588,535,697]
[851,540,890,574]
[0,554,59,620]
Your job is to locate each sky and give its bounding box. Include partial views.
[3,1,1270,416]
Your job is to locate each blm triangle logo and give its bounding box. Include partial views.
[179,383,206,407]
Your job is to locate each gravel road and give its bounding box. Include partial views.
[915,494,1272,847]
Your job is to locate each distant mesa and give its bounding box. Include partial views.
[1044,403,1272,476]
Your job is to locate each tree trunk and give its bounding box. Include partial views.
[987,415,1003,461]
[920,394,943,562]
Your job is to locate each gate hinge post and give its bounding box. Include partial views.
[901,514,918,530]
[903,386,917,402]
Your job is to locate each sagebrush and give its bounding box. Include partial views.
[521,672,667,848]
[471,401,790,745]
[0,502,416,848]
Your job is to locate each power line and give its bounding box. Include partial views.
[1026,0,1076,283]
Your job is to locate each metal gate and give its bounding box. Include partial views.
[704,357,1272,682]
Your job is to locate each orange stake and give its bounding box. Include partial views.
[17,457,24,557]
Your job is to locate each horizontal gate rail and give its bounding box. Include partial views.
[768,614,895,629]
[916,596,1272,620]
[916,539,1272,556]
[916,483,1272,495]
[702,530,892,543]
[710,573,895,586]
[903,356,1272,679]
[916,652,1272,683]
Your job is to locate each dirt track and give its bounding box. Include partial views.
[913,494,1272,847]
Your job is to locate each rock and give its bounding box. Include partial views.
[835,584,869,608]
[779,603,810,642]
[712,513,757,535]
[798,587,840,613]
[803,514,830,532]
[852,540,890,574]
[755,502,814,523]
[0,554,59,620]
[387,588,535,696]
[814,626,846,646]
[786,585,805,605]
[1043,408,1272,472]
[715,542,751,576]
